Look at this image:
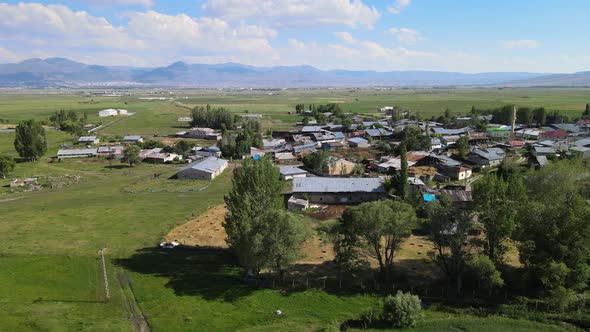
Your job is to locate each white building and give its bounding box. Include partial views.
[98,109,128,117]
[279,166,308,180]
[176,157,228,180]
[78,136,100,145]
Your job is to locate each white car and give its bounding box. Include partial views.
[159,241,179,249]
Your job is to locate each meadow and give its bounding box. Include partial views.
[0,88,584,331]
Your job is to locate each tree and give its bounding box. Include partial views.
[468,255,504,290]
[223,156,284,276]
[382,292,422,328]
[333,200,417,283]
[473,174,526,264]
[456,136,470,160]
[0,155,15,178]
[582,104,590,119]
[401,125,430,151]
[533,107,546,126]
[425,196,474,294]
[261,210,310,279]
[398,143,409,199]
[302,150,331,172]
[14,119,47,161]
[121,145,141,167]
[190,106,237,129]
[516,107,533,127]
[517,160,590,292]
[173,140,194,156]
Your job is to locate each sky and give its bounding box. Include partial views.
[0,0,589,73]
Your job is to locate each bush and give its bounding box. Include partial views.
[382,291,422,328]
[359,307,380,329]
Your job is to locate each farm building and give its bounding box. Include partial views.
[176,157,228,180]
[97,146,124,158]
[77,136,99,145]
[348,137,369,148]
[287,196,309,211]
[279,166,308,180]
[292,177,386,204]
[274,152,296,163]
[98,109,127,117]
[184,127,222,140]
[123,135,144,144]
[57,148,97,160]
[140,148,182,163]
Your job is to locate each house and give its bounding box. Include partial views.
[430,138,443,151]
[321,142,345,151]
[292,177,386,204]
[432,127,470,136]
[185,128,222,140]
[97,146,124,158]
[515,129,542,140]
[123,135,143,144]
[348,137,370,148]
[78,136,99,145]
[280,166,308,180]
[263,138,287,150]
[324,158,356,175]
[57,148,97,160]
[540,130,569,141]
[274,152,296,163]
[419,154,471,181]
[573,138,590,148]
[487,127,511,140]
[293,142,318,155]
[377,157,416,174]
[194,146,222,158]
[571,146,590,158]
[408,177,426,193]
[532,145,556,157]
[287,196,310,211]
[441,135,461,146]
[365,128,393,140]
[534,155,549,168]
[141,148,182,163]
[176,157,228,180]
[301,126,323,133]
[468,148,503,168]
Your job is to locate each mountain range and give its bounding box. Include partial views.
[0,58,588,88]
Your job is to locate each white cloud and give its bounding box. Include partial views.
[0,3,143,50]
[501,39,539,49]
[334,31,356,44]
[387,27,422,44]
[387,0,411,14]
[79,0,154,7]
[202,0,381,28]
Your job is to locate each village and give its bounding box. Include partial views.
[49,104,590,212]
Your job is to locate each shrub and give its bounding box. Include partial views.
[359,307,380,329]
[382,291,422,328]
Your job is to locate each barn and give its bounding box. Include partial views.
[176,157,228,180]
[292,177,386,204]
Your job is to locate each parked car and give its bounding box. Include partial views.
[159,241,179,249]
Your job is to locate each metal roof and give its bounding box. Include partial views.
[348,137,368,144]
[57,148,97,156]
[573,138,590,147]
[280,166,308,175]
[293,177,384,193]
[536,155,549,166]
[123,135,142,140]
[78,136,97,142]
[432,127,470,135]
[179,157,227,174]
[302,126,322,132]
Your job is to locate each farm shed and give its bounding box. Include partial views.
[292,177,385,204]
[123,135,144,144]
[57,148,97,160]
[176,157,228,180]
[348,137,369,148]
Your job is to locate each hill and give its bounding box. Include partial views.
[0,57,557,88]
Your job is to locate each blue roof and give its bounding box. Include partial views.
[423,193,437,202]
[348,137,368,144]
[333,132,345,139]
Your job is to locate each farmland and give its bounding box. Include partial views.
[0,88,585,331]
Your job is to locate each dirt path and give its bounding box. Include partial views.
[117,271,151,332]
[0,196,24,203]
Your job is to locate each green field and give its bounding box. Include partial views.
[0,89,582,331]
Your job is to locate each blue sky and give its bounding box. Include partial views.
[0,0,588,72]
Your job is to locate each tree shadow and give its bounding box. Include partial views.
[104,165,131,169]
[113,246,255,302]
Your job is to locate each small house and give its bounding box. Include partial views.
[78,136,99,145]
[348,137,369,148]
[123,135,144,144]
[279,166,308,180]
[176,157,228,180]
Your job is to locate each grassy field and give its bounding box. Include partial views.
[0,89,583,331]
[1,88,590,134]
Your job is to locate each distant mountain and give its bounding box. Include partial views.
[504,71,590,87]
[0,57,571,87]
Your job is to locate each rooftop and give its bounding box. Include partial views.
[180,157,227,174]
[293,177,384,193]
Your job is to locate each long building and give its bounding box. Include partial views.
[292,177,386,204]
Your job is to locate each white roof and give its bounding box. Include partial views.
[179,157,228,174]
[280,166,307,176]
[78,136,97,142]
[57,148,97,156]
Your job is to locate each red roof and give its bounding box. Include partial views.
[543,130,568,138]
[507,140,526,147]
[578,119,590,125]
